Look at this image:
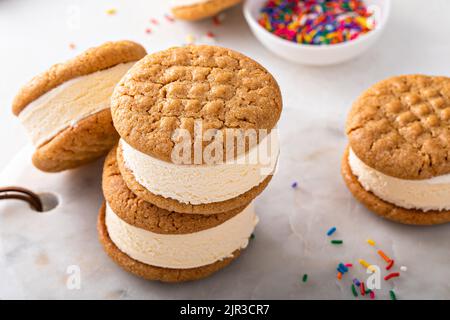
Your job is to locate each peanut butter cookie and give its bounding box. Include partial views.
[13,40,147,172]
[171,0,242,21]
[111,45,282,163]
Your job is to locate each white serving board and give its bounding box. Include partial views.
[1,113,449,300]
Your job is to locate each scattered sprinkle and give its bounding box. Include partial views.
[185,34,196,44]
[351,284,358,297]
[150,18,159,25]
[206,31,215,38]
[338,263,348,273]
[213,16,221,25]
[337,272,342,280]
[258,0,376,45]
[331,239,343,245]
[165,14,175,22]
[105,8,117,15]
[145,28,152,34]
[358,259,375,272]
[353,278,361,287]
[369,290,375,299]
[69,43,76,50]
[212,13,226,26]
[384,272,400,281]
[326,226,336,236]
[366,239,376,246]
[386,259,395,270]
[360,282,365,296]
[389,289,397,300]
[291,181,298,188]
[345,263,353,268]
[302,274,308,282]
[400,266,407,272]
[250,233,255,240]
[377,250,391,263]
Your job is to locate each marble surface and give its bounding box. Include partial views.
[0,0,450,299]
[1,121,450,299]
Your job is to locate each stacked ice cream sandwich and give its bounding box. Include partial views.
[98,45,282,282]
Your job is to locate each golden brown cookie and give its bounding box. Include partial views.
[13,41,146,115]
[111,45,282,163]
[171,0,242,21]
[116,143,272,214]
[102,146,247,233]
[97,203,240,282]
[13,40,147,172]
[32,109,118,172]
[341,147,450,225]
[346,75,450,180]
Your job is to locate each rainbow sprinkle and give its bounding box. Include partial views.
[377,250,391,263]
[358,259,375,272]
[384,272,400,281]
[326,226,336,236]
[389,289,397,300]
[386,259,395,270]
[302,273,308,282]
[105,8,117,15]
[351,284,358,297]
[258,0,375,45]
[360,282,365,296]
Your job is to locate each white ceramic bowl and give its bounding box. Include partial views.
[244,0,391,66]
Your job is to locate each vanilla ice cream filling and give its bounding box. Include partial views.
[105,202,258,269]
[121,131,279,205]
[348,148,450,211]
[19,62,136,147]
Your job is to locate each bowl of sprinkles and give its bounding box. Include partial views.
[244,0,391,65]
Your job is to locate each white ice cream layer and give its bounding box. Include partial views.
[121,131,279,205]
[105,202,258,269]
[19,62,136,147]
[348,148,450,211]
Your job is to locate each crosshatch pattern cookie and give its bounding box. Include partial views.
[171,0,242,21]
[111,45,282,163]
[346,75,450,180]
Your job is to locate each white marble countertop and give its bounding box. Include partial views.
[0,0,449,299]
